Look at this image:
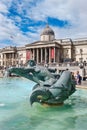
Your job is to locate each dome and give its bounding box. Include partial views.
[41,25,54,36]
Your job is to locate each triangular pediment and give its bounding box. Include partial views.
[26,41,54,46]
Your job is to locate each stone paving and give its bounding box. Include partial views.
[76,80,87,89]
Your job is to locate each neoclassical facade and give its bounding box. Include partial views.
[0,46,26,67]
[26,25,87,64]
[26,25,60,64]
[0,25,87,67]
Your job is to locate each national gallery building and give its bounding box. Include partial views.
[0,25,87,67]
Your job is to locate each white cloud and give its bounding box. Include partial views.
[0,13,30,47]
[0,0,87,48]
[0,1,8,13]
[27,0,87,39]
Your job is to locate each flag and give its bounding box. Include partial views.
[51,48,54,58]
[26,51,30,60]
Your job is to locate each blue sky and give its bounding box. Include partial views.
[0,0,87,48]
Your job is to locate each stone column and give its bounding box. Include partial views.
[54,47,56,63]
[41,48,43,63]
[28,49,31,59]
[33,49,35,60]
[36,48,39,64]
[12,53,14,65]
[45,48,47,63]
[57,48,59,63]
[49,47,51,63]
[3,54,5,66]
[11,53,13,65]
[69,48,71,59]
[4,54,6,66]
[1,54,3,66]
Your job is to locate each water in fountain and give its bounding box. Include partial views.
[0,77,87,130]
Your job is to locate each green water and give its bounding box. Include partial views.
[0,78,87,130]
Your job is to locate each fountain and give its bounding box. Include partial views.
[0,77,87,130]
[7,60,76,106]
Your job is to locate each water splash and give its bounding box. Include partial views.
[4,70,10,77]
[0,103,5,107]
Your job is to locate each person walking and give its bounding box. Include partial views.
[76,71,82,85]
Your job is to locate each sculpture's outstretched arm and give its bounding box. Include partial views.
[7,66,54,84]
[7,67,41,84]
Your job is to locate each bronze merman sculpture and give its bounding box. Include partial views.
[7,60,76,106]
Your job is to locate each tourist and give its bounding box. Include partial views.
[71,72,77,85]
[75,71,82,85]
[71,72,75,80]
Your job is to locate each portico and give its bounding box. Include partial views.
[26,25,61,64]
[26,42,60,64]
